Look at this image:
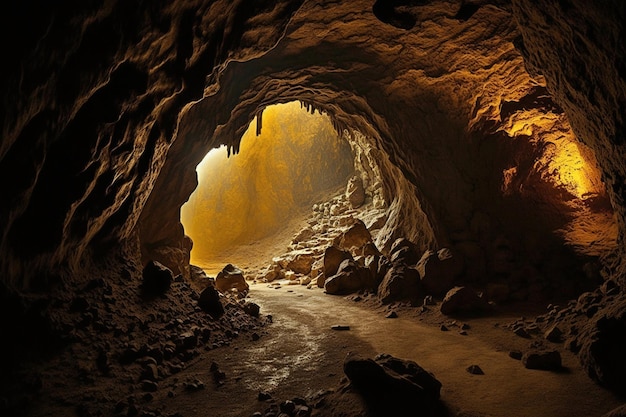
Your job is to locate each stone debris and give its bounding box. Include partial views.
[522,350,562,371]
[466,365,484,375]
[331,325,351,331]
[343,352,441,416]
[142,261,174,295]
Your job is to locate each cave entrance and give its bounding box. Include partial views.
[181,101,355,275]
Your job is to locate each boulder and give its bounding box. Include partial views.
[378,265,422,304]
[286,252,315,275]
[344,352,441,416]
[346,175,365,208]
[364,255,383,291]
[389,238,420,266]
[198,285,224,319]
[522,350,562,371]
[417,248,464,296]
[440,286,488,316]
[361,241,381,257]
[333,219,372,250]
[324,259,367,295]
[142,261,173,295]
[215,264,249,294]
[323,245,353,278]
[579,302,626,395]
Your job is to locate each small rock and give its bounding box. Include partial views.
[142,261,173,295]
[243,302,260,318]
[440,324,449,331]
[386,311,398,319]
[251,332,260,341]
[331,325,350,331]
[466,365,484,375]
[280,400,296,415]
[509,350,523,360]
[544,325,563,343]
[140,380,158,392]
[514,327,530,338]
[522,350,562,371]
[258,392,272,401]
[198,285,224,319]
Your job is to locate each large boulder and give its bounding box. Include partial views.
[389,238,421,266]
[343,352,441,416]
[378,264,422,304]
[324,259,368,295]
[417,248,464,296]
[323,245,353,278]
[346,175,365,208]
[286,252,315,275]
[440,286,488,316]
[333,219,372,251]
[142,260,173,295]
[215,264,249,294]
[578,300,626,395]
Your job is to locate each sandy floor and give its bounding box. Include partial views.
[175,198,624,417]
[146,281,623,417]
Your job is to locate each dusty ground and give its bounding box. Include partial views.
[177,192,626,417]
[141,279,623,417]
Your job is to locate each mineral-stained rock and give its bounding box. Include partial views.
[440,286,488,316]
[215,264,249,294]
[346,175,365,208]
[198,286,224,319]
[378,264,422,304]
[344,352,441,416]
[323,245,353,278]
[522,350,562,371]
[142,261,173,295]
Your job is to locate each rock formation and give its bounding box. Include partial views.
[2,0,626,410]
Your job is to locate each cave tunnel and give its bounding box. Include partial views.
[2,1,626,416]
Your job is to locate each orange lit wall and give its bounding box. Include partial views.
[181,102,354,267]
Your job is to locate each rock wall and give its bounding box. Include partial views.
[512,0,626,278]
[0,0,623,295]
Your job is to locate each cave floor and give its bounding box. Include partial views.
[148,283,622,417]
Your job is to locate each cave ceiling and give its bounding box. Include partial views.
[0,0,624,288]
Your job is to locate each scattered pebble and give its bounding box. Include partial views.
[466,365,484,375]
[331,325,350,331]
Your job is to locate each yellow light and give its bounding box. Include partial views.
[181,101,354,272]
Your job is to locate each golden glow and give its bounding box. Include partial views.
[500,109,604,200]
[181,101,354,269]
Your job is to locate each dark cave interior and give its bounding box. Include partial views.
[1,1,626,416]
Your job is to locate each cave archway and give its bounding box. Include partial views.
[3,2,626,414]
[181,101,357,273]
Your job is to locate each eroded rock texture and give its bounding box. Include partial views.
[1,0,626,397]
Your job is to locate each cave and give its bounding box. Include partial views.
[2,1,626,416]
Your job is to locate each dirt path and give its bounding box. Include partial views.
[153,283,622,417]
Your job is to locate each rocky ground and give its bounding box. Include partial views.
[3,183,626,417]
